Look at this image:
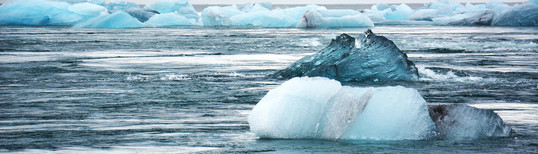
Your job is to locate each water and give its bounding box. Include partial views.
[0,25,536,153]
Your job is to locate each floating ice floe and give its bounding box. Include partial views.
[248,77,512,140]
[273,29,418,82]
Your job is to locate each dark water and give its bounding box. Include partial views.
[0,26,537,153]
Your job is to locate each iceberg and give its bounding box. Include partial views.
[201,5,243,26]
[0,0,85,26]
[248,77,513,140]
[248,77,436,140]
[239,2,272,13]
[73,11,143,29]
[106,0,140,12]
[428,104,512,140]
[148,0,199,21]
[432,10,495,25]
[146,12,196,27]
[124,8,158,22]
[68,2,108,17]
[365,3,414,22]
[201,4,323,27]
[491,2,538,26]
[273,29,418,82]
[296,9,373,28]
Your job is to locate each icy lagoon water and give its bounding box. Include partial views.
[0,25,537,153]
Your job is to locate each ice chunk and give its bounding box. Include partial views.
[240,2,272,12]
[201,4,322,27]
[201,5,243,26]
[384,4,414,20]
[375,3,391,11]
[146,12,195,27]
[107,0,140,11]
[229,11,269,27]
[409,0,465,21]
[149,0,199,21]
[273,29,418,82]
[68,2,108,17]
[428,104,512,140]
[73,11,143,29]
[432,10,495,25]
[296,9,374,28]
[124,8,158,22]
[486,0,510,14]
[248,77,436,140]
[0,0,86,25]
[88,0,106,6]
[491,2,538,26]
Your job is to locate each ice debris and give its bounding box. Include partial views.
[248,77,513,140]
[248,77,436,140]
[428,104,512,140]
[273,29,418,82]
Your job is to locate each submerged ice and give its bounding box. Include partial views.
[273,29,418,82]
[248,77,513,140]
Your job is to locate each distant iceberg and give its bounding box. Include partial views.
[296,9,373,28]
[491,2,538,26]
[0,0,536,28]
[273,29,418,82]
[73,11,143,29]
[248,77,513,140]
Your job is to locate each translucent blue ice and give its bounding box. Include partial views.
[0,0,84,25]
[148,0,199,21]
[73,11,143,29]
[106,0,139,12]
[146,12,197,27]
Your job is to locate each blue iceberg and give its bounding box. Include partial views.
[123,8,159,22]
[0,0,87,26]
[73,11,143,29]
[273,29,418,82]
[146,12,197,27]
[106,0,139,12]
[491,2,538,26]
[147,0,199,21]
[296,9,373,28]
